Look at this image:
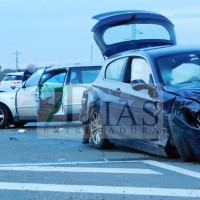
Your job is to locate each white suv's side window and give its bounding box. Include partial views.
[105,57,127,81]
[131,58,153,84]
[42,72,66,86]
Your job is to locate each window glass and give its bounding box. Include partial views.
[25,68,45,88]
[39,72,66,100]
[82,70,100,83]
[3,75,22,81]
[156,52,200,85]
[105,58,127,81]
[16,75,23,80]
[69,66,101,84]
[42,72,66,86]
[104,23,170,45]
[131,58,153,84]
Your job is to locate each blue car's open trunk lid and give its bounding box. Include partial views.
[92,10,177,57]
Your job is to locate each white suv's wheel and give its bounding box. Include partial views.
[0,104,9,129]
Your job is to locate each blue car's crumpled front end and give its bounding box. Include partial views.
[167,87,200,161]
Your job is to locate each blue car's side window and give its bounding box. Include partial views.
[105,57,127,82]
[130,57,154,85]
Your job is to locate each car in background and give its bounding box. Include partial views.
[80,10,200,162]
[0,72,23,87]
[0,64,101,128]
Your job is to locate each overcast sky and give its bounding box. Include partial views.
[0,0,200,69]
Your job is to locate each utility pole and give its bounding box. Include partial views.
[13,51,22,71]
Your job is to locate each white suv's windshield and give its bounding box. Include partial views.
[25,68,45,87]
[156,52,200,85]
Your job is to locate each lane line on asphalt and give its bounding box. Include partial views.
[0,182,199,197]
[0,159,199,179]
[0,166,162,175]
[143,160,200,179]
[0,160,143,167]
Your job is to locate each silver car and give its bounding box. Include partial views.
[0,64,101,128]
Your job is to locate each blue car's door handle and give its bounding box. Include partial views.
[115,88,121,95]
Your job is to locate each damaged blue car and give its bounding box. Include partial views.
[80,10,200,162]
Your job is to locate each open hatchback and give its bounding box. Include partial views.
[92,10,176,57]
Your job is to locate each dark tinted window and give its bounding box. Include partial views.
[3,75,22,81]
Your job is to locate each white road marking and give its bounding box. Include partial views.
[0,182,199,197]
[0,160,199,197]
[0,160,142,167]
[0,166,161,175]
[0,159,199,179]
[143,160,200,179]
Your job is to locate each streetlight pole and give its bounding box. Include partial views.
[13,51,22,71]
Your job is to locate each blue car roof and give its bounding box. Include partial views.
[92,10,174,32]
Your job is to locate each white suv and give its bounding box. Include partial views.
[0,64,101,128]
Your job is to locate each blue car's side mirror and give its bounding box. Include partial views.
[131,79,148,91]
[131,79,158,98]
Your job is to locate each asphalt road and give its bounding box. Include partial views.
[0,122,200,200]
